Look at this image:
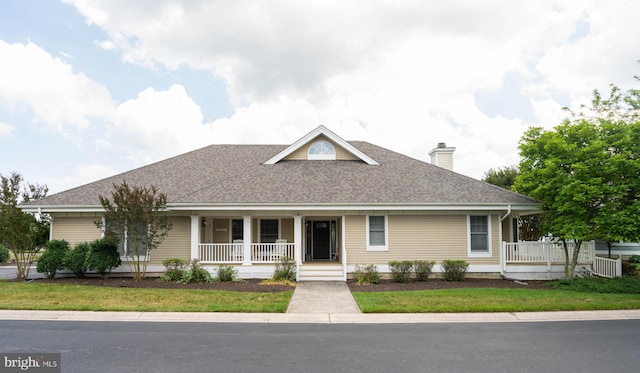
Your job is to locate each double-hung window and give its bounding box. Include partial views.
[231,219,244,242]
[104,218,149,259]
[468,215,491,257]
[260,219,279,243]
[366,215,388,251]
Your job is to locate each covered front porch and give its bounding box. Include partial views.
[501,240,621,279]
[187,214,346,280]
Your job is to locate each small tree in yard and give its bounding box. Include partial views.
[0,172,49,280]
[515,82,640,279]
[96,181,172,281]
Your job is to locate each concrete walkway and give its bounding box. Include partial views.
[286,281,361,314]
[1,310,639,324]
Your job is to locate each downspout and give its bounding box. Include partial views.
[499,205,512,278]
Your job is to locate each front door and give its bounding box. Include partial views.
[312,221,331,260]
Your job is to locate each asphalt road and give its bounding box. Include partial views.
[1,320,638,372]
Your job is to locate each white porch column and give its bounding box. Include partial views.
[190,215,200,261]
[294,215,302,265]
[342,215,347,281]
[242,215,252,265]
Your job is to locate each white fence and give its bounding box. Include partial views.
[503,241,595,267]
[593,256,622,278]
[251,243,295,263]
[199,243,244,263]
[199,243,295,264]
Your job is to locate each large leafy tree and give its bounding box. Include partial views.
[482,166,543,241]
[0,172,49,279]
[482,166,519,190]
[515,83,640,278]
[96,180,172,280]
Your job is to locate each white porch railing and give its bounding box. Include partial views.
[198,243,296,264]
[503,241,595,269]
[199,243,244,263]
[593,256,622,278]
[251,243,295,263]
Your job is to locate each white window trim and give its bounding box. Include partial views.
[102,217,150,262]
[468,215,492,258]
[308,140,336,160]
[229,218,244,242]
[259,218,281,243]
[366,215,388,252]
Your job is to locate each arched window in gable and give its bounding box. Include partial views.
[308,140,336,160]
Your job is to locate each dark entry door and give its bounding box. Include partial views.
[313,221,331,260]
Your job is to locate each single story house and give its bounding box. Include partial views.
[22,125,543,280]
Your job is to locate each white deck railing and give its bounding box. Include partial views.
[198,243,295,263]
[503,241,595,266]
[199,243,244,263]
[593,256,622,278]
[251,243,295,263]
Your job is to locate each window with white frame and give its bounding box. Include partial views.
[308,140,336,160]
[260,219,279,243]
[366,215,388,251]
[468,215,491,257]
[231,219,243,242]
[104,218,149,258]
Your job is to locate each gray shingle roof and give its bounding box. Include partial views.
[26,141,537,208]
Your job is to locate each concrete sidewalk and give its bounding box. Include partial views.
[286,281,361,314]
[1,309,639,324]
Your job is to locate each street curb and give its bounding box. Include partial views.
[1,309,639,324]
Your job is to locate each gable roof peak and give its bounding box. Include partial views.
[263,125,379,165]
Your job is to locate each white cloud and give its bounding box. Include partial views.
[48,163,119,194]
[0,122,15,137]
[111,84,213,164]
[52,1,640,180]
[0,40,114,133]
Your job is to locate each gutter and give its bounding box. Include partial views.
[499,205,512,278]
[500,205,512,221]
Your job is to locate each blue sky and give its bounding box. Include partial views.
[1,0,639,194]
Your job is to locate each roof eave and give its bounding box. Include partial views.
[263,125,379,165]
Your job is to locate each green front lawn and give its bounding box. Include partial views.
[352,287,640,313]
[0,282,293,313]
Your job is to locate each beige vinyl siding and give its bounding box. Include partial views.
[284,135,359,161]
[150,216,190,264]
[52,216,102,248]
[211,219,230,243]
[346,215,500,266]
[280,218,294,243]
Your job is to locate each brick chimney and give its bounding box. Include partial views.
[428,142,456,171]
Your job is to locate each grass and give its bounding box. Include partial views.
[0,281,293,313]
[353,277,640,313]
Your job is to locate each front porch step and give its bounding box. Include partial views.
[298,263,345,281]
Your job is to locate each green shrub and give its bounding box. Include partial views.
[441,259,469,281]
[0,244,9,263]
[272,256,296,282]
[36,240,70,279]
[64,242,90,278]
[628,254,640,264]
[388,260,413,283]
[352,264,380,284]
[622,260,638,277]
[413,260,435,281]
[159,258,189,282]
[85,239,121,278]
[179,259,212,283]
[216,264,239,282]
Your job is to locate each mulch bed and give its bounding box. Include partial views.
[347,278,553,292]
[25,276,553,292]
[31,277,294,293]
